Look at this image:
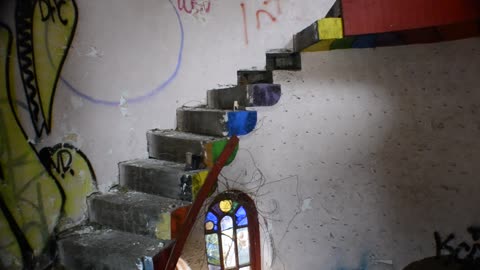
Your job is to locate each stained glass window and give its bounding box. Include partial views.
[204,191,260,270]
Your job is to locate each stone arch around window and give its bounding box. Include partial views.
[204,190,261,270]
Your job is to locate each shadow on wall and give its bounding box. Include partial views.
[259,37,480,270]
[370,40,480,269]
[325,40,480,269]
[321,39,480,269]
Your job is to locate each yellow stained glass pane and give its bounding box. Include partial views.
[219,200,232,213]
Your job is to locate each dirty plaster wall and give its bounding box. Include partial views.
[200,39,480,270]
[1,0,480,269]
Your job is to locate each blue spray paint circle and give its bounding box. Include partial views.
[58,0,184,106]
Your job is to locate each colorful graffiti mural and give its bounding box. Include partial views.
[0,1,97,269]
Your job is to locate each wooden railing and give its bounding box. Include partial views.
[154,135,240,270]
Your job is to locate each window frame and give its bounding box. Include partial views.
[204,190,261,270]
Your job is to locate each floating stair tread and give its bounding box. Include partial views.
[177,107,257,136]
[237,70,273,84]
[266,49,302,71]
[89,191,190,238]
[294,18,344,52]
[58,227,172,270]
[119,158,208,201]
[90,191,190,214]
[266,48,296,54]
[120,158,186,171]
[177,107,236,113]
[147,129,237,171]
[207,84,281,109]
[148,129,224,142]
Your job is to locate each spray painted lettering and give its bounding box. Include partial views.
[177,0,211,14]
[434,227,480,263]
[404,227,480,270]
[240,0,281,45]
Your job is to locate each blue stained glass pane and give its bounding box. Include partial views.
[236,206,248,226]
[206,212,218,224]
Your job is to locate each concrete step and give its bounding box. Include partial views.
[266,49,301,70]
[237,70,273,85]
[207,84,281,109]
[147,129,238,168]
[89,191,190,239]
[58,227,172,270]
[294,20,320,52]
[119,158,208,201]
[293,18,344,52]
[176,107,257,137]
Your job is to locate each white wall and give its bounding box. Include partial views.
[38,0,333,191]
[181,38,480,270]
[3,0,480,269]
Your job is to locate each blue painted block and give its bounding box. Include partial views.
[250,84,281,107]
[352,34,377,48]
[227,111,257,136]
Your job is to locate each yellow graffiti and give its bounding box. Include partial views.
[32,0,78,133]
[0,208,22,269]
[1,1,95,267]
[40,144,97,230]
[2,23,62,267]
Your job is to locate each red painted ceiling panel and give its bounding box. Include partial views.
[342,0,480,36]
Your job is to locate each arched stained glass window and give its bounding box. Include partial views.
[204,191,260,270]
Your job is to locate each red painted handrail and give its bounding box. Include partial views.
[158,135,240,270]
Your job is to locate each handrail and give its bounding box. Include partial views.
[158,135,240,270]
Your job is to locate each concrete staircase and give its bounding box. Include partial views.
[56,50,300,269]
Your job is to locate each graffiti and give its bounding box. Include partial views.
[177,0,211,14]
[15,0,78,138]
[404,227,480,270]
[240,3,249,45]
[62,0,184,106]
[255,10,277,29]
[240,0,281,45]
[435,227,480,264]
[1,2,97,268]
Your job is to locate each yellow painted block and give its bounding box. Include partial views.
[303,40,335,52]
[155,212,171,239]
[192,171,209,200]
[317,18,343,40]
